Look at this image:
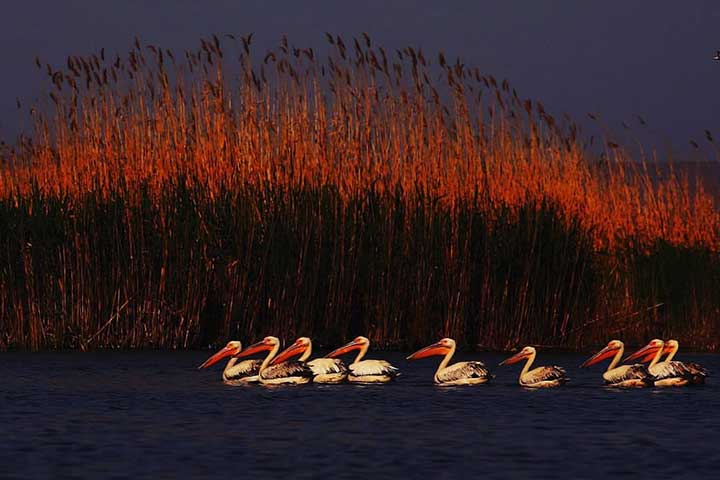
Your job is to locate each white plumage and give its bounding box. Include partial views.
[407,338,492,385]
[327,336,400,383]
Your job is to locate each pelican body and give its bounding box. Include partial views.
[500,346,568,388]
[638,340,707,385]
[272,337,348,383]
[198,341,261,384]
[236,336,313,385]
[629,339,706,387]
[662,340,708,384]
[407,338,492,385]
[580,340,654,387]
[326,336,399,383]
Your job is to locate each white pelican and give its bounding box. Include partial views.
[580,340,654,387]
[235,336,313,385]
[636,340,708,384]
[197,340,261,384]
[326,336,399,383]
[500,346,568,388]
[662,340,708,384]
[407,338,492,385]
[627,339,703,386]
[271,337,348,383]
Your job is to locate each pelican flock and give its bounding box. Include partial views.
[198,336,708,388]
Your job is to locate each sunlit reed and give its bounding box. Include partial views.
[0,35,718,351]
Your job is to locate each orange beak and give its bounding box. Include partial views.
[624,343,661,363]
[235,339,273,358]
[326,339,363,358]
[407,341,449,360]
[499,351,528,366]
[580,345,619,368]
[639,352,657,363]
[638,343,671,363]
[197,345,239,369]
[271,341,308,365]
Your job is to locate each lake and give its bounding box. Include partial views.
[2,351,718,478]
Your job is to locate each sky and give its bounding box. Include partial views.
[1,0,719,156]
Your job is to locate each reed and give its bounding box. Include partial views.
[0,35,718,351]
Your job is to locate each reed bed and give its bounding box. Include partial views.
[0,35,718,351]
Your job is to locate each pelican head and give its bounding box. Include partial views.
[580,339,623,368]
[197,340,243,369]
[235,336,279,358]
[499,346,535,366]
[326,336,369,358]
[636,339,677,362]
[407,338,455,360]
[624,338,664,363]
[271,337,311,365]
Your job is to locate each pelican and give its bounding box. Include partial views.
[637,340,708,384]
[580,340,654,387]
[197,340,261,384]
[271,337,348,383]
[235,336,313,384]
[662,340,708,384]
[500,346,568,388]
[326,336,399,383]
[407,338,492,385]
[629,339,705,386]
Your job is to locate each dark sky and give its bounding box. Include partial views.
[2,0,719,155]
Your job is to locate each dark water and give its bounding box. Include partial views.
[2,351,719,479]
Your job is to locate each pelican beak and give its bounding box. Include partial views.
[624,343,661,362]
[407,341,448,360]
[640,342,674,362]
[580,345,618,368]
[236,339,273,358]
[500,351,527,366]
[197,345,237,369]
[639,351,657,363]
[326,339,363,358]
[271,341,307,365]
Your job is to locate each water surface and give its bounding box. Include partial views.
[2,351,718,478]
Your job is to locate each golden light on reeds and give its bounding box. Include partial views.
[0,35,718,351]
